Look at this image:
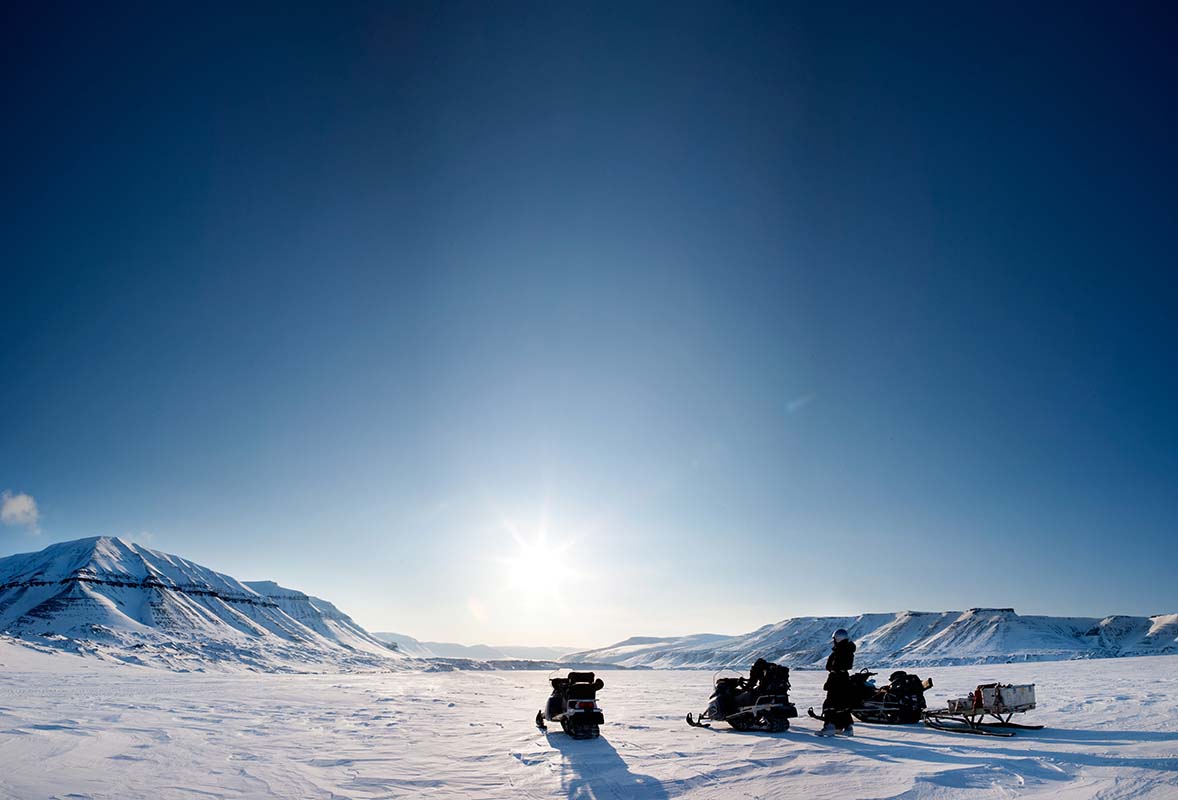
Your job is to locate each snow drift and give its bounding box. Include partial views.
[0,536,403,671]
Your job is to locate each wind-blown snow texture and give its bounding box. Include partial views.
[0,537,403,672]
[566,609,1178,669]
[2,640,1175,799]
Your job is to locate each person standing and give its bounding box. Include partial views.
[817,628,857,736]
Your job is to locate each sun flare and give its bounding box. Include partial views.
[494,517,576,592]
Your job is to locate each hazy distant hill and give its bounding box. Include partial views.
[371,632,575,661]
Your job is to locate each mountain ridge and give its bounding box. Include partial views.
[0,537,404,672]
[10,538,1175,672]
[563,607,1178,669]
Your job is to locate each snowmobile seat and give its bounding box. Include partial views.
[567,682,597,700]
[565,672,603,700]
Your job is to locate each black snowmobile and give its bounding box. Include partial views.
[853,670,932,724]
[686,658,798,732]
[808,669,932,725]
[535,671,605,739]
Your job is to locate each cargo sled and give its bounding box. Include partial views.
[922,683,1043,737]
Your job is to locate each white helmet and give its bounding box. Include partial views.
[832,628,849,643]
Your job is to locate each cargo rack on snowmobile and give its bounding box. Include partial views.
[922,682,1043,737]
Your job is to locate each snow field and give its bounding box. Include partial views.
[1,646,1176,799]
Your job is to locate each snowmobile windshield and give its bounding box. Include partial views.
[711,670,745,688]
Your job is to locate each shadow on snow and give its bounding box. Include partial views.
[843,727,1178,775]
[547,733,669,800]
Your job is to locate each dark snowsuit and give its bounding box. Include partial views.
[734,658,769,708]
[748,658,771,695]
[822,639,857,729]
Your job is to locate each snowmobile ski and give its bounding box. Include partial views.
[808,706,847,723]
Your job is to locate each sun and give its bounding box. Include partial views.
[497,519,575,590]
[508,537,574,588]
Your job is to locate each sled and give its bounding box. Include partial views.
[922,683,1043,737]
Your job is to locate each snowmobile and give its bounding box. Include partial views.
[806,669,931,725]
[686,659,798,732]
[855,670,932,723]
[535,671,605,739]
[922,682,1043,737]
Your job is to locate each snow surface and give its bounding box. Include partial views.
[565,609,1178,669]
[2,639,1176,799]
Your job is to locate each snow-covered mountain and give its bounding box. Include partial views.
[370,632,575,661]
[241,581,396,659]
[564,608,1178,669]
[0,537,404,672]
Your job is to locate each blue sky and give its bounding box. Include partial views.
[2,3,1176,647]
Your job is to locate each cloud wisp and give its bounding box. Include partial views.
[787,393,816,414]
[1,491,40,533]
